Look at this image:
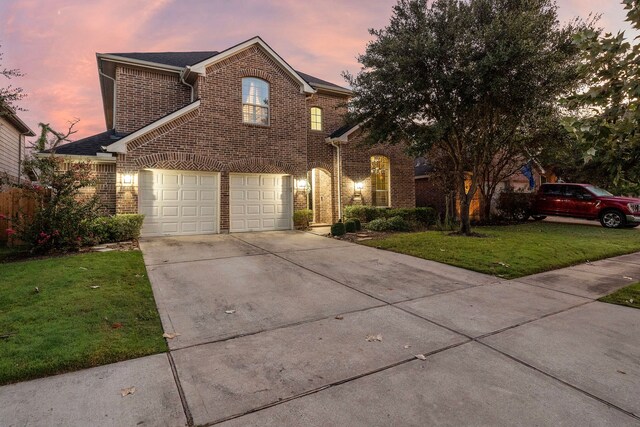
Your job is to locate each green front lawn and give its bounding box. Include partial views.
[0,251,166,385]
[599,282,640,309]
[361,222,640,279]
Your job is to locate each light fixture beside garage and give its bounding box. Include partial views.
[122,174,134,185]
[355,181,364,191]
[295,178,309,191]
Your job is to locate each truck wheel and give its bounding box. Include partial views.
[599,210,626,229]
[532,215,547,221]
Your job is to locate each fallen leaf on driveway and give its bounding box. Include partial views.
[225,309,236,314]
[162,332,181,339]
[617,370,627,375]
[366,334,383,342]
[89,285,100,289]
[335,315,344,320]
[623,276,634,281]
[120,386,136,397]
[415,354,427,361]
[403,345,412,349]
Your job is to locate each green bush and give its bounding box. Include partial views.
[414,207,438,226]
[344,219,357,233]
[331,222,346,236]
[90,214,145,243]
[496,191,533,221]
[366,217,390,231]
[387,215,411,231]
[344,205,387,222]
[352,218,362,231]
[293,209,313,230]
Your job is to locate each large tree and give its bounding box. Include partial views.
[563,0,640,195]
[345,0,586,233]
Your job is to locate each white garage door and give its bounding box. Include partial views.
[229,174,292,232]
[139,169,219,236]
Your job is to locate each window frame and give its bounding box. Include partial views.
[242,77,270,126]
[370,155,391,207]
[310,106,323,131]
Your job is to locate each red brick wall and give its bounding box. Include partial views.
[115,66,191,134]
[64,161,116,215]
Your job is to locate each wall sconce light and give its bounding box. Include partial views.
[122,174,133,186]
[296,179,308,191]
[354,182,364,191]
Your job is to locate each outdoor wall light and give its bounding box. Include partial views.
[296,179,308,191]
[122,174,133,185]
[355,182,364,191]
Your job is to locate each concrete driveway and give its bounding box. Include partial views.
[2,231,639,426]
[142,231,639,426]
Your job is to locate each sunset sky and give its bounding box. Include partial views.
[1,0,635,141]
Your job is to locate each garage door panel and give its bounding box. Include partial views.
[229,173,292,232]
[140,170,219,237]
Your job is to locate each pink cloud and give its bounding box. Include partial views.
[0,0,634,142]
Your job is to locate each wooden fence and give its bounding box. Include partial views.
[0,188,38,244]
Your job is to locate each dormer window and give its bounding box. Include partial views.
[242,77,269,125]
[310,107,323,131]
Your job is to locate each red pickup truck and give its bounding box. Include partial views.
[532,183,640,229]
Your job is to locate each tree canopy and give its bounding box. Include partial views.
[563,0,640,195]
[346,0,587,232]
[0,46,25,112]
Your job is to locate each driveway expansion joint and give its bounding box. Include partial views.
[167,352,194,426]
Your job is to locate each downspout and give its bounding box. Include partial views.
[329,139,343,220]
[98,69,116,130]
[180,66,195,102]
[17,135,22,184]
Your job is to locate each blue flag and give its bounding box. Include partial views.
[521,162,535,190]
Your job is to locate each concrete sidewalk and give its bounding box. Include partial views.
[1,233,639,426]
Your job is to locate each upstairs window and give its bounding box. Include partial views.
[310,107,323,131]
[242,77,269,125]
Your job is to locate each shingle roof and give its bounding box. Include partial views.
[107,51,219,68]
[106,51,349,92]
[47,129,124,156]
[328,123,358,139]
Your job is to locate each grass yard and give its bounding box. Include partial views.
[361,222,640,279]
[0,250,166,385]
[599,282,640,309]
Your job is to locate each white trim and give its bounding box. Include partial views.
[325,124,360,144]
[106,100,201,154]
[34,153,117,163]
[190,37,315,94]
[312,82,352,96]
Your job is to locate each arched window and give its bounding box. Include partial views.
[310,107,323,131]
[242,77,269,125]
[370,155,390,207]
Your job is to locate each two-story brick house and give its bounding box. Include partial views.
[53,37,415,236]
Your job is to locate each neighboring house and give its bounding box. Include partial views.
[415,155,550,220]
[0,105,35,183]
[52,37,415,236]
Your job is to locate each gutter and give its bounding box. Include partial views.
[34,152,117,163]
[180,66,196,102]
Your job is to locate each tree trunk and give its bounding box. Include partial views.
[457,174,472,235]
[479,191,492,224]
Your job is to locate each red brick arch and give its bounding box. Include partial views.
[226,158,300,175]
[134,152,225,172]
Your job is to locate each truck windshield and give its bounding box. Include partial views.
[585,185,613,197]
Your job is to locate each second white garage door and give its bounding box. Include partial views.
[229,174,292,232]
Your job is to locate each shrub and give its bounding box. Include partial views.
[414,207,438,226]
[344,219,357,233]
[387,215,411,231]
[366,217,391,231]
[496,191,533,221]
[293,209,313,230]
[331,222,346,236]
[352,218,362,231]
[344,205,387,222]
[89,214,145,243]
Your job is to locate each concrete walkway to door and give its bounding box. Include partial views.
[1,231,639,426]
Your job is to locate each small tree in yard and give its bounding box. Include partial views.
[3,120,101,253]
[345,0,588,233]
[0,46,25,113]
